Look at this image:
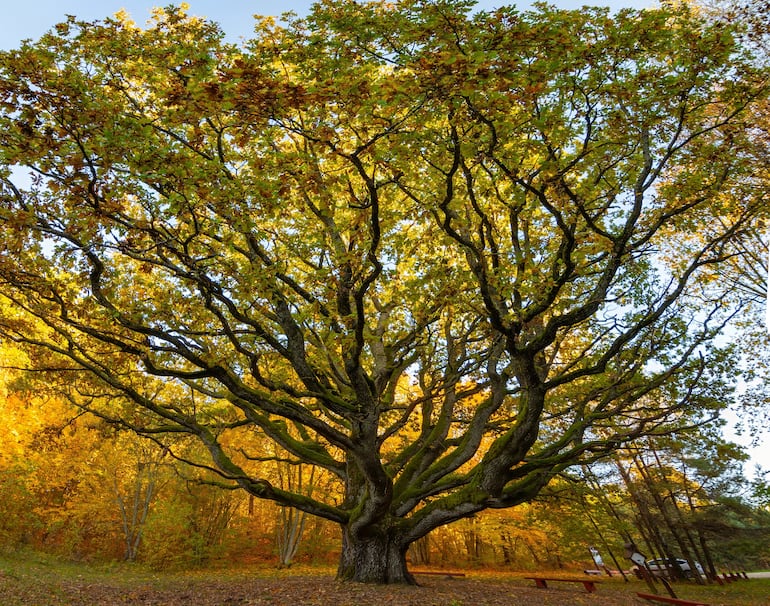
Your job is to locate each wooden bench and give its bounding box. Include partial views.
[636,592,710,606]
[412,570,466,578]
[525,577,600,593]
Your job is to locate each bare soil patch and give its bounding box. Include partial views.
[0,570,651,606]
[3,559,765,606]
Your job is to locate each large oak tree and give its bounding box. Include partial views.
[0,0,766,583]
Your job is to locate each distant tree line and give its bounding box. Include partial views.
[1,383,767,572]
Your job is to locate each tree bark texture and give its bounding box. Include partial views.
[337,527,414,584]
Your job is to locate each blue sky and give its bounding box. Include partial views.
[1,0,655,51]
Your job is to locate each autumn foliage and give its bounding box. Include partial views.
[0,0,767,583]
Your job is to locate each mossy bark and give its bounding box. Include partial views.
[336,526,415,585]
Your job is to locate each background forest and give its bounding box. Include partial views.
[1,356,768,574]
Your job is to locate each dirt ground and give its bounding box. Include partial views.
[0,571,660,606]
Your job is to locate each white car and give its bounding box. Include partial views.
[645,558,705,579]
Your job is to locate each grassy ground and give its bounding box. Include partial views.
[468,568,770,605]
[0,553,768,606]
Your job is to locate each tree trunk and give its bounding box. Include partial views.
[409,535,431,566]
[650,447,706,584]
[277,505,308,567]
[633,451,692,581]
[500,531,512,565]
[337,527,415,584]
[615,456,663,561]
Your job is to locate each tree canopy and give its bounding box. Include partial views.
[0,0,766,583]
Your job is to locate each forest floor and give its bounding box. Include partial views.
[1,555,768,606]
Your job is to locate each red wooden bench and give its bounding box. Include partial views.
[525,576,600,592]
[412,570,466,578]
[636,592,710,606]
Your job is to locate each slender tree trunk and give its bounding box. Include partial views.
[682,472,719,580]
[583,465,637,546]
[634,450,695,581]
[409,535,431,566]
[580,466,630,580]
[463,518,482,561]
[277,506,308,567]
[274,463,317,567]
[615,456,663,560]
[500,531,512,565]
[582,502,626,579]
[524,538,543,566]
[650,447,706,584]
[113,463,157,563]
